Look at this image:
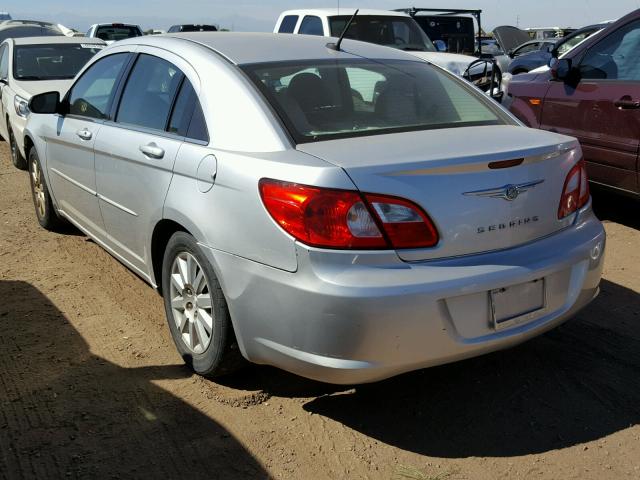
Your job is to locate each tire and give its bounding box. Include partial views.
[8,123,26,170]
[162,231,245,378]
[28,147,64,231]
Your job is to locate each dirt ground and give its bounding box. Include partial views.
[0,142,639,480]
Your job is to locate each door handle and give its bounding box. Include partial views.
[614,97,640,109]
[139,143,165,159]
[76,128,92,140]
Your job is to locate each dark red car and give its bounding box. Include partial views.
[507,9,640,196]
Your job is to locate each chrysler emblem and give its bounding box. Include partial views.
[463,180,544,201]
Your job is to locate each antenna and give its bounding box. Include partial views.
[327,8,358,51]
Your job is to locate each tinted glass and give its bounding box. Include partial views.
[278,15,299,34]
[513,42,540,56]
[95,25,141,41]
[68,53,128,119]
[580,20,640,80]
[329,15,435,52]
[557,30,598,56]
[172,25,217,32]
[299,16,323,36]
[243,59,506,143]
[168,80,208,142]
[13,43,104,81]
[117,54,183,130]
[0,44,8,79]
[0,26,62,43]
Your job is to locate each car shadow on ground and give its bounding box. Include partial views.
[296,279,640,457]
[0,280,268,479]
[221,277,640,458]
[591,186,640,230]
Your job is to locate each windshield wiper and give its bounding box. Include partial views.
[16,75,44,80]
[401,47,427,52]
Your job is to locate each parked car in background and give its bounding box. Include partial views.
[0,12,11,21]
[508,9,640,196]
[525,26,575,40]
[506,39,559,74]
[507,24,609,75]
[24,32,604,384]
[168,24,218,33]
[86,23,143,44]
[0,21,64,43]
[274,9,501,95]
[0,36,105,169]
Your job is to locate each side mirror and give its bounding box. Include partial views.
[29,91,64,115]
[550,58,576,81]
[434,40,447,52]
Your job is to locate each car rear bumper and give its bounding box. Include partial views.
[203,206,605,384]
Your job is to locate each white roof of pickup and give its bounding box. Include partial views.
[278,8,409,18]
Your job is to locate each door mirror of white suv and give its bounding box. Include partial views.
[29,91,62,115]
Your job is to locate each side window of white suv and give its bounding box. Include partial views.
[0,44,8,80]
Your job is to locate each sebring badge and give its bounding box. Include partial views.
[463,180,544,201]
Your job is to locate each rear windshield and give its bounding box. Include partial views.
[95,25,141,41]
[329,15,436,53]
[13,43,104,80]
[242,59,508,143]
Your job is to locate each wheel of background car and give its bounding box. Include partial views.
[161,231,245,378]
[8,123,26,170]
[28,147,64,231]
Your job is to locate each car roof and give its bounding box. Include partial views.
[91,23,141,28]
[0,23,59,32]
[278,8,410,18]
[11,36,105,46]
[118,32,417,65]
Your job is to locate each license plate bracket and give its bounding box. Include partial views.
[490,278,546,330]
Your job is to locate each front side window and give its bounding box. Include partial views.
[0,44,8,79]
[579,20,640,80]
[243,59,508,143]
[116,54,183,131]
[68,53,128,119]
[13,43,104,81]
[328,15,435,52]
[299,16,323,36]
[513,42,540,56]
[278,15,299,34]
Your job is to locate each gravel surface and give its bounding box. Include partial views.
[1,142,638,479]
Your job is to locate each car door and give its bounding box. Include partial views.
[45,52,131,239]
[540,19,640,194]
[93,51,190,276]
[0,43,10,140]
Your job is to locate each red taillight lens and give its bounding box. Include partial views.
[259,179,439,250]
[558,160,590,219]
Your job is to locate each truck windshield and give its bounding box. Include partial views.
[242,58,507,143]
[13,43,104,80]
[329,15,436,52]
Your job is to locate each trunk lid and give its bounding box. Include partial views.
[297,125,580,261]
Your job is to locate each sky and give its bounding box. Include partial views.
[5,0,640,33]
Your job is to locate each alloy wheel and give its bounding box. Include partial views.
[31,157,46,219]
[169,251,214,354]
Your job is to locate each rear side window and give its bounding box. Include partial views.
[68,53,128,119]
[168,80,209,142]
[116,54,184,131]
[299,16,323,36]
[278,15,299,34]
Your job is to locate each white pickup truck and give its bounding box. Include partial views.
[274,8,499,92]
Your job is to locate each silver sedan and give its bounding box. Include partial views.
[23,33,605,384]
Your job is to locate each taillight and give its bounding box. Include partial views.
[558,160,590,219]
[259,179,439,250]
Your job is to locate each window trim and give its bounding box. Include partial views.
[63,52,134,121]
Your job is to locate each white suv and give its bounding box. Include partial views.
[274,9,496,86]
[0,36,105,169]
[86,23,143,45]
